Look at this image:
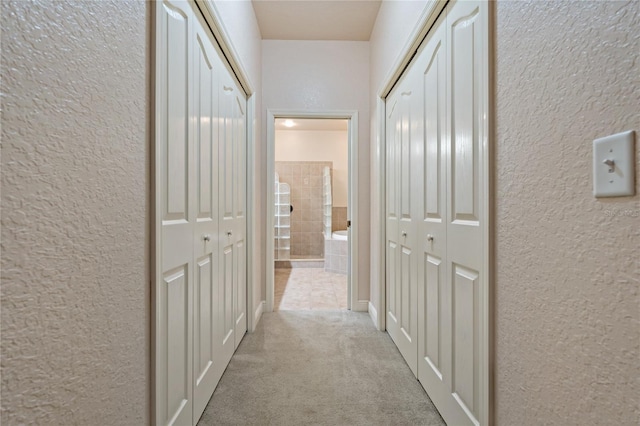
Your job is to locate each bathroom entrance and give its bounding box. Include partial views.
[267,113,357,312]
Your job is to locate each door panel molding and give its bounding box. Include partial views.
[154,2,194,425]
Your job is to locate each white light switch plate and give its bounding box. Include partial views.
[593,130,635,197]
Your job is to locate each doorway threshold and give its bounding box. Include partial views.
[275,259,324,269]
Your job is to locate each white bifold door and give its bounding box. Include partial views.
[385,64,421,376]
[155,1,247,425]
[219,61,248,358]
[385,1,490,425]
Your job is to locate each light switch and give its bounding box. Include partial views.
[593,130,635,197]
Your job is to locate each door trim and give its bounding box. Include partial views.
[245,94,258,332]
[194,0,254,95]
[373,96,386,331]
[266,109,360,313]
[377,0,448,99]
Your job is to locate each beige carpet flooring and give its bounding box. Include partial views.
[198,311,445,425]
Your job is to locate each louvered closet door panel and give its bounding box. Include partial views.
[156,1,194,425]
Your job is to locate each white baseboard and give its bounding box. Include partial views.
[368,301,378,327]
[352,300,369,312]
[252,301,265,332]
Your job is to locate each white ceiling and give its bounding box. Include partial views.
[275,118,349,131]
[252,0,382,41]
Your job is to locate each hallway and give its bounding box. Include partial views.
[197,311,445,425]
[3,1,639,424]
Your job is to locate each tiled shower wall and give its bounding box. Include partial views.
[275,161,332,258]
[332,207,348,232]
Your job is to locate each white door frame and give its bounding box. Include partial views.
[374,96,387,331]
[266,109,359,313]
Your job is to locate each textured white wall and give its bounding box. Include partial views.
[495,1,639,424]
[369,0,430,96]
[368,0,431,314]
[1,1,149,424]
[211,0,265,315]
[263,40,371,302]
[212,0,262,83]
[275,130,349,207]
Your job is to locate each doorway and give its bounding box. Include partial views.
[266,110,359,313]
[273,118,349,310]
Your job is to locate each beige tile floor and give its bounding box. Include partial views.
[274,267,348,310]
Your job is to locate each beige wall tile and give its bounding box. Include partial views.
[274,161,334,256]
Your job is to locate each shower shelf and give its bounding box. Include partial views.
[322,166,332,239]
[274,174,291,260]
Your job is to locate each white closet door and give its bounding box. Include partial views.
[218,70,236,368]
[416,14,448,399]
[155,1,194,425]
[218,68,247,364]
[443,1,488,424]
[156,2,249,424]
[386,68,420,375]
[191,11,222,422]
[386,1,489,424]
[416,1,488,424]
